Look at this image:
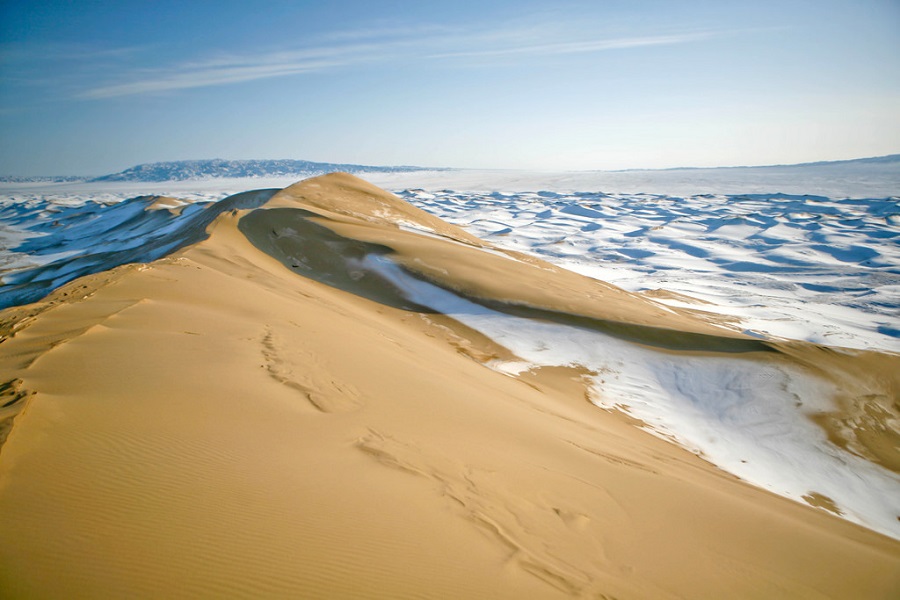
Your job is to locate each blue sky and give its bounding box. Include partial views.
[1,0,898,175]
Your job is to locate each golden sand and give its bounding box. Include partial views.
[0,173,898,599]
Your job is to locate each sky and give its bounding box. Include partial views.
[1,0,898,175]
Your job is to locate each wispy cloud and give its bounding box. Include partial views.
[73,23,727,100]
[80,60,344,99]
[428,32,717,59]
[77,41,390,99]
[0,41,157,99]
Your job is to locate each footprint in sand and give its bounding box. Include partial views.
[260,327,362,413]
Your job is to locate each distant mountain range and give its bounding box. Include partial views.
[0,159,443,183]
[1,155,897,183]
[614,154,900,172]
[772,154,900,168]
[91,159,443,182]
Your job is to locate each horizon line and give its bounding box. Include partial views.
[2,152,899,179]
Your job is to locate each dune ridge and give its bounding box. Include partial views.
[0,189,278,309]
[0,173,898,598]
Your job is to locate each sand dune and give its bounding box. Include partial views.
[1,173,898,598]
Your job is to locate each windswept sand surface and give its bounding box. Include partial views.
[1,174,899,598]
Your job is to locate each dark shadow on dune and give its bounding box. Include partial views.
[238,208,437,313]
[466,300,775,354]
[240,208,774,355]
[0,189,279,310]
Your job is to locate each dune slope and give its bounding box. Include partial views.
[0,173,898,599]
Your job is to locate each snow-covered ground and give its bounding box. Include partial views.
[397,189,900,352]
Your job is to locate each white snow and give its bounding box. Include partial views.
[395,189,900,353]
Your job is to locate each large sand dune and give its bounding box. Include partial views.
[1,173,898,598]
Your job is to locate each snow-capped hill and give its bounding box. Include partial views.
[91,159,441,182]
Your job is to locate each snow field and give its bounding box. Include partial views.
[398,189,900,352]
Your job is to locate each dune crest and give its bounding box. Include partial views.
[262,174,762,340]
[1,173,898,598]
